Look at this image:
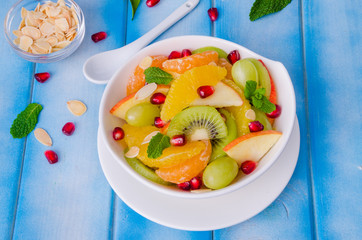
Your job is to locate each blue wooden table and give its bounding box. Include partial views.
[1,0,361,239]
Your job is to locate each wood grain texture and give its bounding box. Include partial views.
[112,1,213,239]
[302,0,362,239]
[11,1,127,239]
[0,1,34,238]
[214,0,314,238]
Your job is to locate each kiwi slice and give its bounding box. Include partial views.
[125,155,173,186]
[167,106,227,141]
[210,109,238,161]
[252,106,272,130]
[192,46,228,59]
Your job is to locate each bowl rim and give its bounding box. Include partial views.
[99,35,296,199]
[3,0,85,59]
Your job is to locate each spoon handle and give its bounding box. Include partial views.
[127,0,200,50]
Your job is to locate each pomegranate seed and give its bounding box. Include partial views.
[44,150,58,164]
[171,134,186,146]
[227,50,241,65]
[154,117,165,128]
[91,31,107,43]
[248,121,264,132]
[241,160,257,175]
[146,0,160,7]
[178,181,191,191]
[197,85,215,98]
[208,8,218,21]
[168,51,182,59]
[190,177,202,190]
[62,122,75,136]
[34,72,50,83]
[113,127,124,140]
[150,92,166,105]
[266,104,282,118]
[181,49,192,57]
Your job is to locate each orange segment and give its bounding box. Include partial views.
[162,51,219,74]
[127,55,168,96]
[160,65,227,121]
[123,124,159,147]
[218,58,233,79]
[137,141,205,168]
[156,140,211,184]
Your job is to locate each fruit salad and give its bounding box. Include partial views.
[110,47,282,191]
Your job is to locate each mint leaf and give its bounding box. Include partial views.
[144,67,173,85]
[251,95,276,113]
[147,133,171,159]
[10,103,43,138]
[249,0,292,21]
[130,0,141,20]
[254,88,266,96]
[244,80,257,99]
[251,96,263,108]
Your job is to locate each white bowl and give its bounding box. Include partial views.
[99,35,296,199]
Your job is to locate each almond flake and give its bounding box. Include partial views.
[125,146,140,158]
[142,131,160,145]
[191,189,212,193]
[135,83,157,100]
[208,61,217,66]
[46,36,58,46]
[55,18,69,32]
[21,7,28,18]
[139,56,153,70]
[34,128,52,146]
[245,109,256,121]
[13,38,20,45]
[35,40,51,54]
[40,22,55,35]
[54,40,71,48]
[35,3,41,12]
[30,43,48,54]
[12,30,23,38]
[21,26,41,40]
[67,100,87,116]
[46,6,61,17]
[19,36,33,51]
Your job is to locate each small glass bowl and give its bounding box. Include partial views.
[4,0,85,63]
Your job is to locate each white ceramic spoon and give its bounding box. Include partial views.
[83,0,200,84]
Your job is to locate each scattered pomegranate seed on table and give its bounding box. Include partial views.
[44,150,58,164]
[208,8,218,21]
[146,0,160,7]
[248,121,264,132]
[168,51,182,59]
[34,72,50,83]
[241,160,257,175]
[181,49,192,57]
[154,117,165,128]
[266,104,282,118]
[190,177,202,190]
[227,50,241,64]
[197,85,215,98]
[91,31,107,43]
[113,127,124,140]
[178,181,191,191]
[150,92,166,105]
[62,122,75,136]
[171,134,186,146]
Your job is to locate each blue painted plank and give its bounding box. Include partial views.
[112,0,213,238]
[0,1,34,238]
[302,0,362,239]
[214,0,314,238]
[11,1,127,239]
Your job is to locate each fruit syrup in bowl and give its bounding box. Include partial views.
[99,35,296,199]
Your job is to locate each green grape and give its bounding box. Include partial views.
[231,59,259,89]
[203,156,239,189]
[192,46,228,59]
[246,58,271,99]
[252,106,272,130]
[125,155,172,186]
[125,103,160,127]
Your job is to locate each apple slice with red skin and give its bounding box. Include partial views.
[110,84,170,120]
[223,130,282,166]
[191,81,243,107]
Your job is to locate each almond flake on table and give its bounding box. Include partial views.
[34,128,52,146]
[67,100,87,116]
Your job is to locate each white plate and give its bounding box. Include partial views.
[97,117,300,231]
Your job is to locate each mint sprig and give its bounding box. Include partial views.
[129,0,140,20]
[10,103,43,138]
[244,80,276,113]
[147,133,171,159]
[249,0,292,21]
[144,67,173,85]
